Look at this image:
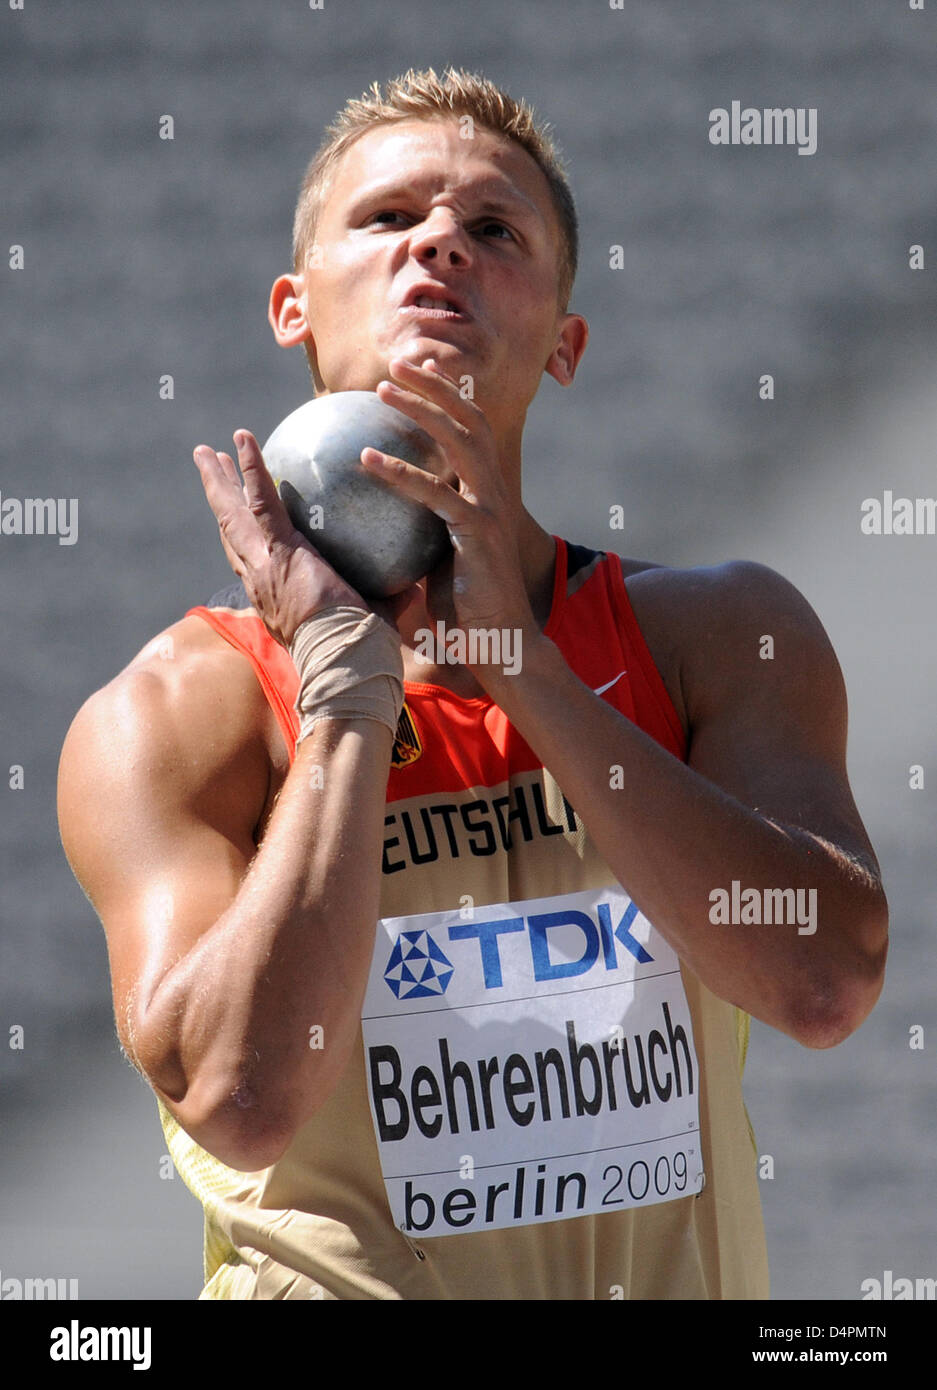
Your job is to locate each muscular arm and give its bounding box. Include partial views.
[483,560,888,1049]
[58,626,393,1171]
[59,430,408,1172]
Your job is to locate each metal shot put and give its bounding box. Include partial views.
[262,392,451,597]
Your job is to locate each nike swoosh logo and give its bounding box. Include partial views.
[593,670,627,696]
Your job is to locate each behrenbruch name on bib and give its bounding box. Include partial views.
[369,1002,694,1142]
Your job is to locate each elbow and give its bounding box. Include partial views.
[202,1117,295,1175]
[132,1012,306,1171]
[790,890,889,1050]
[164,1078,298,1172]
[136,1037,299,1171]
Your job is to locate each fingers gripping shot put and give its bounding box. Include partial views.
[57,68,887,1301]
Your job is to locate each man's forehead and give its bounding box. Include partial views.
[324,118,551,220]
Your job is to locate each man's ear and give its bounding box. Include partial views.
[545,312,589,388]
[268,273,314,350]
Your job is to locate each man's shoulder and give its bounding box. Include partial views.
[574,543,807,604]
[94,611,265,714]
[58,610,284,890]
[612,553,820,636]
[600,554,834,730]
[62,612,281,793]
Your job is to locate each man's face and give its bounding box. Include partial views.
[295,118,583,438]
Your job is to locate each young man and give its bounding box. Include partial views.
[58,68,887,1300]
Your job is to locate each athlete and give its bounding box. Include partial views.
[57,68,888,1299]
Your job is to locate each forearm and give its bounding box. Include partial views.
[140,722,392,1166]
[485,634,887,1046]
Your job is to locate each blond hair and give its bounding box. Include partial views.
[292,66,578,316]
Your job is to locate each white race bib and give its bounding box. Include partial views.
[362,886,703,1238]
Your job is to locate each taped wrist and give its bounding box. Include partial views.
[290,606,404,743]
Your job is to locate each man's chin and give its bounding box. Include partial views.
[393,338,465,366]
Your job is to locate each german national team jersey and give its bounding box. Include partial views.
[157,537,769,1299]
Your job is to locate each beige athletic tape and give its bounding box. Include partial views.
[290,606,404,743]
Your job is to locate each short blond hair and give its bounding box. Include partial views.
[292,66,578,315]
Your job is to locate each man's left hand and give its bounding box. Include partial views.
[360,356,536,652]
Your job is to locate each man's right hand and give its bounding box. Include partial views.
[193,429,374,647]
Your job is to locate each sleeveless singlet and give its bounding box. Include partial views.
[157,537,769,1300]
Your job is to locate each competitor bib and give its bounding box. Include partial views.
[362,887,704,1238]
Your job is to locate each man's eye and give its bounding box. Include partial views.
[366,211,513,239]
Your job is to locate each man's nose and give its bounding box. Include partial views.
[407,209,473,265]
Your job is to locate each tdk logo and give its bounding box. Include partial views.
[384,902,654,998]
[384,931,454,999]
[451,902,653,988]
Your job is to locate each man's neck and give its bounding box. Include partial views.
[516,510,558,628]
